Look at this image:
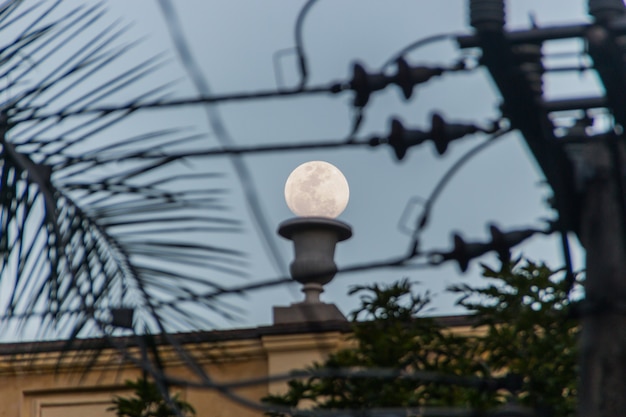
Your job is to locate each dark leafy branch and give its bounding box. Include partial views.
[263,261,581,417]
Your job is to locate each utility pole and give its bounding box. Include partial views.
[579,3,626,416]
[460,0,626,415]
[579,140,626,417]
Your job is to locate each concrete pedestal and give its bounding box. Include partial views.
[274,217,351,325]
[273,302,346,324]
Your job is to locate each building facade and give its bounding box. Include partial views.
[0,321,352,417]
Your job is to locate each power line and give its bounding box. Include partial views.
[156,0,291,281]
[9,84,345,123]
[409,128,512,254]
[294,0,319,88]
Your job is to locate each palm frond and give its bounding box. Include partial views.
[0,0,246,343]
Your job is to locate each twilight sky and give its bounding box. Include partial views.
[35,0,598,330]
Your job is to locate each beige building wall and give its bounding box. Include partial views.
[0,321,351,417]
[0,316,474,417]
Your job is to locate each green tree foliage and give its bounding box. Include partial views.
[450,260,580,416]
[263,259,580,416]
[109,377,196,417]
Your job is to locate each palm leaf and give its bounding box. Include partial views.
[0,0,246,348]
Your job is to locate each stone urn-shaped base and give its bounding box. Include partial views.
[273,217,352,324]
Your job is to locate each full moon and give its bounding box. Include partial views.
[284,161,350,218]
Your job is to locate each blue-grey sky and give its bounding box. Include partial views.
[67,1,596,329]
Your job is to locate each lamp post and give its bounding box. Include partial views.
[273,161,352,324]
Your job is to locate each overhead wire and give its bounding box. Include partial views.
[409,127,513,256]
[381,32,463,72]
[9,83,346,123]
[156,0,290,279]
[162,367,517,392]
[57,318,519,417]
[561,231,577,295]
[132,366,521,417]
[0,253,424,322]
[149,137,372,158]
[294,0,319,89]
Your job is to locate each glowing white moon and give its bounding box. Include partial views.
[284,161,349,218]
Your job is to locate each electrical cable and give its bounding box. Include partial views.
[294,0,319,89]
[71,137,372,166]
[345,106,364,143]
[157,0,290,280]
[9,83,345,123]
[409,127,512,255]
[52,320,515,417]
[0,254,428,322]
[560,230,577,296]
[381,32,462,72]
